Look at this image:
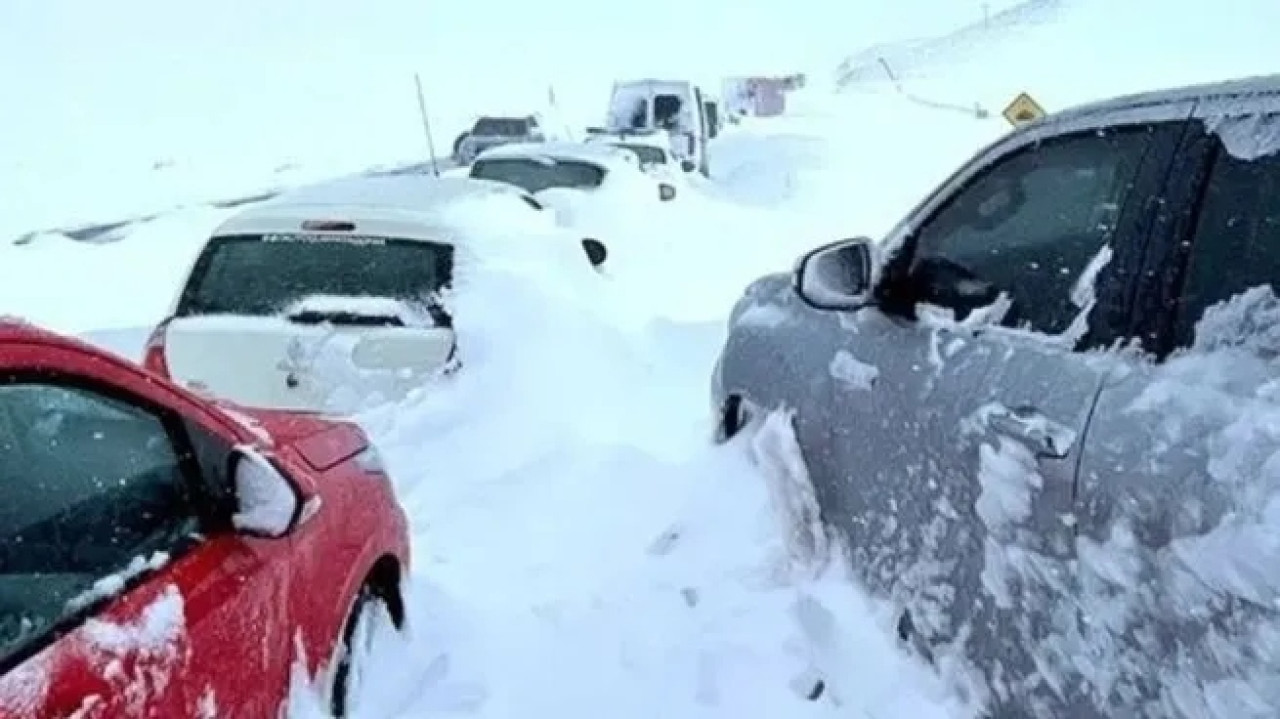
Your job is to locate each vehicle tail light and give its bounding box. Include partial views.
[142,317,173,377]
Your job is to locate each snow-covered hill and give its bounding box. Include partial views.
[835,0,1280,118]
[837,0,1067,91]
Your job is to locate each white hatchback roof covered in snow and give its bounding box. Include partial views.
[210,175,537,243]
[583,130,675,152]
[475,141,640,169]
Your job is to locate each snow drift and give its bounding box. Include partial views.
[285,225,970,716]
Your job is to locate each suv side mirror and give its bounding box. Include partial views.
[680,159,697,173]
[795,238,876,311]
[231,446,303,538]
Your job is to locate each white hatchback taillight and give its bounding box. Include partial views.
[142,318,173,377]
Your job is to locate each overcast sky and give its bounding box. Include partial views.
[0,0,1023,168]
[1,0,1017,86]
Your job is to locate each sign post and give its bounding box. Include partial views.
[413,73,441,176]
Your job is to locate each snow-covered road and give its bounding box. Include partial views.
[9,99,984,717]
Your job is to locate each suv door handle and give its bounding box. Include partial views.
[987,405,1076,459]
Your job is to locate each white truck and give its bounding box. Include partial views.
[603,79,718,177]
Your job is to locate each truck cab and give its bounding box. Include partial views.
[605,79,714,177]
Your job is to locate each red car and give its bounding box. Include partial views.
[0,319,410,718]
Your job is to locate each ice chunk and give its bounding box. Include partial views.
[66,551,170,613]
[1206,113,1280,161]
[828,349,878,390]
[83,584,185,656]
[918,292,1014,331]
[196,687,218,719]
[280,293,439,328]
[1190,284,1280,359]
[975,436,1043,530]
[748,409,830,580]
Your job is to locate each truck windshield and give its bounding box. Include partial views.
[653,95,683,129]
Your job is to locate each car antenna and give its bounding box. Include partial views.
[413,73,442,177]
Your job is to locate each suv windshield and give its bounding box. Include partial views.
[473,118,531,136]
[469,157,607,193]
[175,233,453,317]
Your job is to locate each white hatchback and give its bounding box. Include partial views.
[142,175,607,413]
[469,141,679,203]
[583,129,684,182]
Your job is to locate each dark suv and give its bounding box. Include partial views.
[712,73,1280,718]
[452,115,547,165]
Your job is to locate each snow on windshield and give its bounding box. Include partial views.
[1205,112,1280,161]
[280,294,441,328]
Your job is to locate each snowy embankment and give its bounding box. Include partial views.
[835,0,1280,124]
[280,192,966,718]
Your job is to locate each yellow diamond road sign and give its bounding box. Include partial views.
[1002,92,1047,127]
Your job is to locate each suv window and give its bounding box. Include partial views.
[176,234,454,317]
[1174,115,1280,348]
[469,157,607,193]
[0,381,198,662]
[473,118,530,136]
[904,127,1153,336]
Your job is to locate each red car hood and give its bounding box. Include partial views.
[216,404,370,473]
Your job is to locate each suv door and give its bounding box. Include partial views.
[1072,110,1280,717]
[0,346,296,717]
[796,119,1188,707]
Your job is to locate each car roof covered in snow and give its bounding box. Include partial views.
[613,78,699,93]
[584,130,673,151]
[210,175,540,243]
[1029,72,1280,130]
[265,174,533,211]
[474,141,640,168]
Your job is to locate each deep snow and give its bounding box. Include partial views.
[282,244,968,715]
[9,0,1280,716]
